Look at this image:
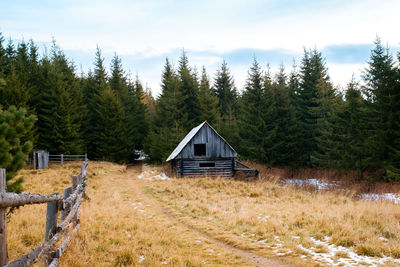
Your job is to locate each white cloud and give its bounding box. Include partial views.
[1,0,398,95]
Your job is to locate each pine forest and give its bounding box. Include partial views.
[1,33,400,188]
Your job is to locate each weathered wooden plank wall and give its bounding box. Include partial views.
[179,124,237,159]
[175,159,234,177]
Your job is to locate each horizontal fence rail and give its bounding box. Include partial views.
[48,154,88,166]
[0,159,89,266]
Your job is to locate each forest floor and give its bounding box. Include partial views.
[6,161,400,266]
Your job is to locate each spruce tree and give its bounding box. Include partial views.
[341,81,372,179]
[260,66,278,164]
[147,58,184,162]
[124,76,149,157]
[3,39,16,76]
[297,49,332,166]
[177,51,200,130]
[312,80,372,179]
[269,66,298,166]
[285,63,303,167]
[363,38,400,180]
[94,88,127,162]
[0,106,36,192]
[83,47,108,159]
[239,58,267,161]
[198,66,219,125]
[212,61,239,146]
[0,33,6,74]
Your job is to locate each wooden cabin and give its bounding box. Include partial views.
[166,121,258,178]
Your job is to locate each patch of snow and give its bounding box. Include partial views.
[138,171,149,179]
[379,237,388,242]
[138,171,170,181]
[138,255,145,263]
[135,150,149,161]
[282,178,340,190]
[153,172,170,180]
[257,215,271,221]
[292,236,300,239]
[296,236,400,266]
[283,178,400,206]
[360,193,400,205]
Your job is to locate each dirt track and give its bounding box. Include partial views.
[127,164,295,267]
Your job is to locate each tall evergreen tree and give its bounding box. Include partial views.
[83,47,108,159]
[363,38,400,180]
[297,49,332,166]
[94,88,127,162]
[0,106,36,192]
[239,58,267,161]
[213,61,239,146]
[177,51,200,130]
[268,66,298,166]
[34,43,84,153]
[198,66,219,125]
[0,33,6,74]
[147,58,184,162]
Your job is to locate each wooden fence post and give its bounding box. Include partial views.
[0,169,8,266]
[60,187,72,222]
[71,175,79,225]
[33,151,37,169]
[45,201,58,241]
[71,175,78,191]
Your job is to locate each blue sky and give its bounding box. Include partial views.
[1,0,399,96]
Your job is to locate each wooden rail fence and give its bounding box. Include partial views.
[0,159,89,266]
[48,154,88,166]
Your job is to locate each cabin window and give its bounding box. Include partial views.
[199,162,215,167]
[194,144,206,156]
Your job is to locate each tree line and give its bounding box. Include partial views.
[148,38,400,182]
[0,32,399,188]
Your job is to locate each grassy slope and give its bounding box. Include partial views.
[143,165,400,266]
[7,161,400,266]
[7,162,250,266]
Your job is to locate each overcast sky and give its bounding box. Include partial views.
[1,0,399,96]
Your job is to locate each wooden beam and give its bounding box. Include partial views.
[0,192,62,208]
[0,169,8,266]
[60,187,72,222]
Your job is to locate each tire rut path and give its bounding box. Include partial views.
[126,164,295,267]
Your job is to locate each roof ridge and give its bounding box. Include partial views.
[166,121,206,162]
[166,121,237,162]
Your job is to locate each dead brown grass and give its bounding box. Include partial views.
[243,161,400,194]
[142,165,400,266]
[8,162,251,266]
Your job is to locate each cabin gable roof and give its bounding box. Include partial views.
[166,121,237,161]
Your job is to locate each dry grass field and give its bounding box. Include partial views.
[142,165,400,266]
[7,162,251,266]
[6,161,400,266]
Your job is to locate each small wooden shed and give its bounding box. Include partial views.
[166,121,258,178]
